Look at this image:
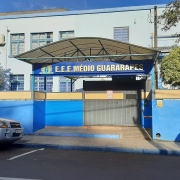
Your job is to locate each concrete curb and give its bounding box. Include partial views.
[34,133,120,139]
[12,143,180,156]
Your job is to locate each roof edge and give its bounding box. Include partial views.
[14,37,160,61]
[0,4,167,20]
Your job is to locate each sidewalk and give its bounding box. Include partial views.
[13,126,180,156]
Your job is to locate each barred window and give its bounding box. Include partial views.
[114,27,129,43]
[31,32,53,49]
[60,77,74,92]
[32,76,53,92]
[11,34,25,55]
[10,75,24,91]
[59,31,74,40]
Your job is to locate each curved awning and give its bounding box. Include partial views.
[14,37,160,64]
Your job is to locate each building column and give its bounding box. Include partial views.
[52,76,59,92]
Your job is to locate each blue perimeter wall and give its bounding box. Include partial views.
[45,101,83,126]
[33,101,46,132]
[1,99,180,141]
[152,100,180,141]
[0,101,34,134]
[0,100,83,134]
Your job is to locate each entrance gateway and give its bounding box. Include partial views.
[84,81,141,126]
[14,37,160,127]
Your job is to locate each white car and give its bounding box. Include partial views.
[0,118,24,144]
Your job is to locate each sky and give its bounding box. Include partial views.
[0,0,171,12]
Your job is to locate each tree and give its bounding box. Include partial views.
[158,1,180,87]
[159,0,180,41]
[161,47,180,86]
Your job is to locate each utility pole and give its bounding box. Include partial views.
[154,6,158,49]
[154,6,158,89]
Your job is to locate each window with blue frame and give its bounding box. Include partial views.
[59,31,74,40]
[114,27,129,43]
[59,77,74,92]
[10,34,25,55]
[31,32,53,49]
[32,76,53,92]
[10,75,24,91]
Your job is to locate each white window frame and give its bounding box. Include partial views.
[59,31,74,40]
[32,76,53,92]
[10,74,24,91]
[114,27,129,43]
[31,32,53,49]
[10,34,25,55]
[59,77,74,92]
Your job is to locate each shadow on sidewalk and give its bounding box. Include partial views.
[146,132,180,154]
[175,133,180,147]
[122,127,180,154]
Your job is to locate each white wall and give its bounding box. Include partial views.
[73,10,153,47]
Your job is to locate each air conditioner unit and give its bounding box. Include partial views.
[0,34,5,45]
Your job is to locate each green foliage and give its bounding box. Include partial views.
[159,0,180,41]
[161,47,180,86]
[159,0,180,30]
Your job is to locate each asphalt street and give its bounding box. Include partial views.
[0,146,180,180]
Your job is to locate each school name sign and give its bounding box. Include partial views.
[55,63,144,72]
[33,60,153,76]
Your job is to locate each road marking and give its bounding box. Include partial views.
[8,148,44,161]
[0,178,41,180]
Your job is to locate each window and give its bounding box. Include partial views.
[31,32,53,49]
[10,75,24,91]
[59,31,74,40]
[32,76,53,92]
[10,34,25,55]
[60,77,74,92]
[114,27,129,43]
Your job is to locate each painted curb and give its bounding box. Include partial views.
[143,148,160,154]
[34,133,120,139]
[12,143,180,156]
[46,144,58,149]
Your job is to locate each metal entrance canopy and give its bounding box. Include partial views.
[14,37,160,64]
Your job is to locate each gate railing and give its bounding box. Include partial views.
[46,92,82,100]
[34,91,46,100]
[85,92,124,99]
[155,90,180,99]
[0,91,32,100]
[141,92,151,100]
[1,90,180,100]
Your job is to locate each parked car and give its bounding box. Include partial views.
[0,118,24,144]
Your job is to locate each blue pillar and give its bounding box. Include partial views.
[141,100,144,128]
[44,76,47,92]
[31,73,34,91]
[71,79,73,92]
